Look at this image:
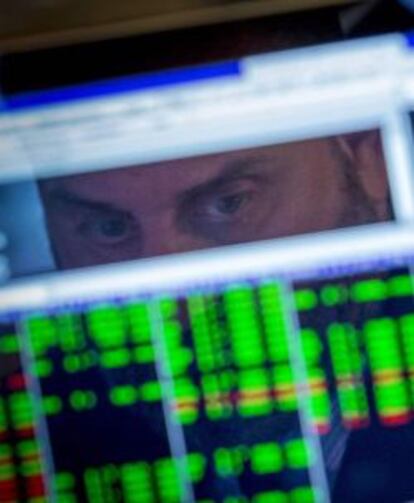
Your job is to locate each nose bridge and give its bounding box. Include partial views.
[140,214,194,258]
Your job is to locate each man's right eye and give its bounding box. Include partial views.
[78,215,138,245]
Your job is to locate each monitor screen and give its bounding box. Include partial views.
[1,32,414,503]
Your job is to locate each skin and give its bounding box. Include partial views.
[3,133,390,380]
[38,132,391,270]
[0,132,391,468]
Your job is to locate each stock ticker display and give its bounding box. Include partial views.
[2,266,414,502]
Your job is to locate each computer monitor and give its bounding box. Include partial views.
[1,31,414,502]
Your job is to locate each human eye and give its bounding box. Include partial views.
[194,183,254,223]
[180,170,278,244]
[77,212,138,246]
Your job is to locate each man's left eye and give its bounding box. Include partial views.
[205,191,251,220]
[214,193,247,215]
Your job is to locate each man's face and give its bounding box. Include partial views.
[39,134,391,270]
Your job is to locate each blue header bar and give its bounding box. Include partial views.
[406,31,414,48]
[4,60,241,111]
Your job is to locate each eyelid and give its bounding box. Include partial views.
[184,176,260,206]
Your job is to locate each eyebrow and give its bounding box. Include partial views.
[43,155,270,213]
[43,188,127,214]
[177,156,270,204]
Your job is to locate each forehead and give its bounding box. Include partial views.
[40,138,332,202]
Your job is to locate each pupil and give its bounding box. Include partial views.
[100,219,126,237]
[217,194,244,214]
